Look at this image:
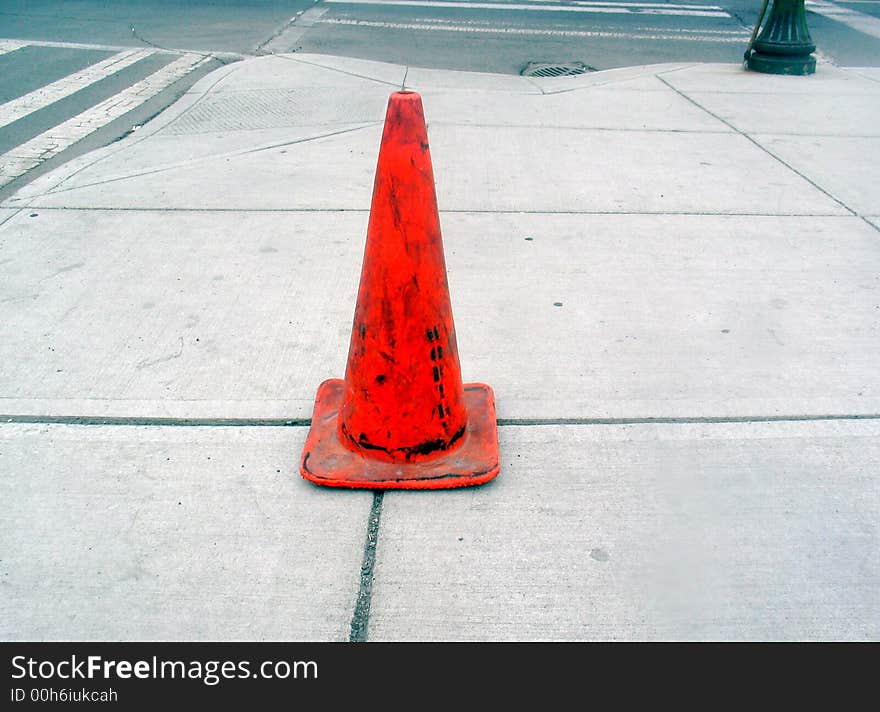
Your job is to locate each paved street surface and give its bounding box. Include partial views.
[0,51,877,640]
[0,0,314,54]
[273,0,880,71]
[278,0,756,72]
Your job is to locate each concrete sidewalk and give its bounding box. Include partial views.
[1,54,878,641]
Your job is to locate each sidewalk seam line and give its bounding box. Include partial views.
[3,414,879,427]
[849,68,880,84]
[0,206,852,217]
[272,54,405,88]
[0,207,23,227]
[428,123,736,134]
[523,75,547,94]
[863,216,880,235]
[0,416,311,426]
[349,492,383,643]
[497,414,880,425]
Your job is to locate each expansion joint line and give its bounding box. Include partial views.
[2,414,879,427]
[349,492,384,643]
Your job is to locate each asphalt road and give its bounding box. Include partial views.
[2,0,878,71]
[0,0,315,54]
[0,0,878,195]
[282,0,880,72]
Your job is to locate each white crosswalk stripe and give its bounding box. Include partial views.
[323,0,732,17]
[571,1,723,7]
[314,0,749,49]
[806,0,880,39]
[0,52,211,187]
[0,39,28,56]
[0,49,155,130]
[319,17,750,41]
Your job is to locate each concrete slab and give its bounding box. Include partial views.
[0,54,877,646]
[428,125,845,215]
[753,134,880,216]
[420,84,731,133]
[10,122,845,214]
[369,419,880,641]
[684,91,880,136]
[0,423,371,641]
[404,66,537,93]
[661,62,877,95]
[3,210,878,421]
[446,212,880,420]
[0,208,363,419]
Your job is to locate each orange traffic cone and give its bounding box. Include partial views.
[300,90,500,489]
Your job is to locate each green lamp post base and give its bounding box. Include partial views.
[746,0,817,76]
[746,51,816,76]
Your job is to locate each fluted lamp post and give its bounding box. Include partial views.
[746,0,817,75]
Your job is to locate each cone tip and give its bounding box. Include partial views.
[391,89,420,101]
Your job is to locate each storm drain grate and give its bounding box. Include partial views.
[521,62,595,78]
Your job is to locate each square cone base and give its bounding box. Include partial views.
[300,379,500,490]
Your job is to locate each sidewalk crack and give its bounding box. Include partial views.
[349,491,383,643]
